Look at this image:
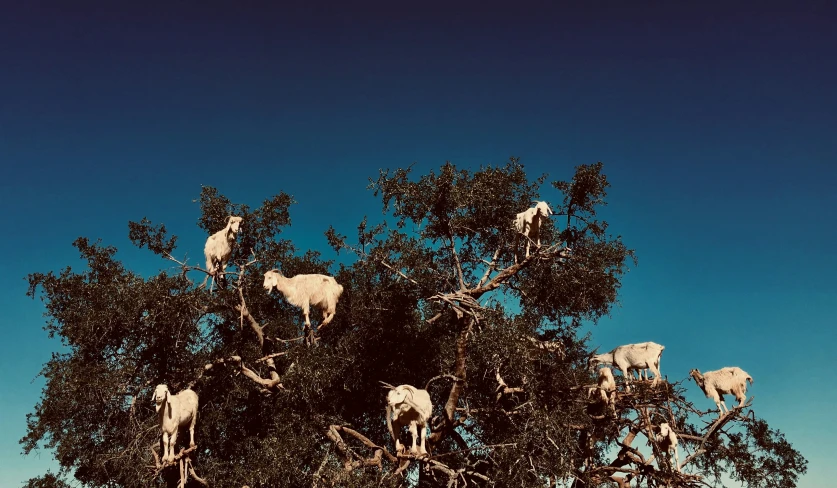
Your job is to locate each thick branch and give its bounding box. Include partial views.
[235,255,264,348]
[477,247,501,287]
[152,445,197,471]
[446,231,467,290]
[326,424,401,474]
[186,458,208,486]
[681,402,752,468]
[198,355,283,392]
[428,318,474,446]
[495,365,525,401]
[468,244,571,297]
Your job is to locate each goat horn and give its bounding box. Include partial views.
[379,381,395,390]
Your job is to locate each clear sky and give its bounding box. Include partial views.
[1,1,834,486]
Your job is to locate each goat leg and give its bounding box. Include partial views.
[409,422,418,454]
[169,429,179,463]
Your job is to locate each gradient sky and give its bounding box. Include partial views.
[1,1,834,486]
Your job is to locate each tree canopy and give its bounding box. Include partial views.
[23,159,806,487]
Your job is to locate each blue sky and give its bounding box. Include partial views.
[1,1,834,486]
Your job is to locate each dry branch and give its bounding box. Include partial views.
[326,424,400,473]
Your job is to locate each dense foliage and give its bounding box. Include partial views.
[23,159,806,487]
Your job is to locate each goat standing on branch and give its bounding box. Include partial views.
[588,366,617,415]
[654,422,680,472]
[153,384,199,464]
[202,215,243,289]
[383,383,433,456]
[587,341,665,392]
[513,200,554,262]
[263,270,344,333]
[689,366,753,415]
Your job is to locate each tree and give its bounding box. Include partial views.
[22,159,806,487]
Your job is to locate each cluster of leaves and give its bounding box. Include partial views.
[22,159,806,487]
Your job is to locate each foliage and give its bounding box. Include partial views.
[22,159,806,487]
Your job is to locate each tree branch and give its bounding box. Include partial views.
[446,231,467,291]
[197,355,284,392]
[325,424,400,474]
[477,247,501,287]
[428,317,474,447]
[468,244,571,297]
[425,374,461,391]
[335,241,420,285]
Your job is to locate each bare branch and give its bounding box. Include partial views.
[428,317,474,447]
[186,458,208,486]
[477,247,501,288]
[495,364,525,402]
[326,424,400,474]
[196,355,284,392]
[255,351,288,363]
[468,244,571,298]
[446,231,467,290]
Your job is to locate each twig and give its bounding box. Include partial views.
[255,351,288,362]
[337,241,420,285]
[427,442,517,460]
[425,374,461,391]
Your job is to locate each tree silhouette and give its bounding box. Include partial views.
[23,159,806,487]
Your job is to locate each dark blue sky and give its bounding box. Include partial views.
[1,2,834,485]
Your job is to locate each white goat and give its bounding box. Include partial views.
[588,341,665,392]
[628,351,662,380]
[655,422,680,472]
[153,384,199,464]
[263,270,344,330]
[689,367,753,414]
[588,366,617,406]
[385,384,433,456]
[514,201,554,260]
[203,216,243,285]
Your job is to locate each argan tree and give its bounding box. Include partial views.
[23,159,806,487]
